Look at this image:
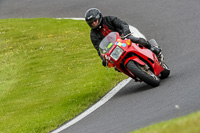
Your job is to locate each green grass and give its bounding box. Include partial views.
[0,18,127,133]
[131,111,200,133]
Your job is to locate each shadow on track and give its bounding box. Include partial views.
[116,76,172,98]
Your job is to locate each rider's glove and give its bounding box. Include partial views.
[102,58,107,67]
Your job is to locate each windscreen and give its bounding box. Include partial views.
[99,32,117,54]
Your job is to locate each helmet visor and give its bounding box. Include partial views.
[86,14,100,28]
[87,18,98,25]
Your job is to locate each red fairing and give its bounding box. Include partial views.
[99,32,164,79]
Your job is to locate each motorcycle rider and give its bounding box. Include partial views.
[85,8,161,66]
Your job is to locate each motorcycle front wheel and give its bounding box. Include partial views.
[126,60,160,87]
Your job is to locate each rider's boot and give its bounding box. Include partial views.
[148,39,164,65]
[151,46,164,65]
[151,46,161,56]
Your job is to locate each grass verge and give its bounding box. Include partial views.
[0,18,127,133]
[131,111,200,133]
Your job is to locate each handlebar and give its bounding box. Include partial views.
[120,33,133,39]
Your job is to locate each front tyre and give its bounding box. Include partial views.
[126,61,160,87]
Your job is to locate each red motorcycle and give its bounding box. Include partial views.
[99,32,170,87]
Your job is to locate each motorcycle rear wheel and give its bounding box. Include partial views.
[160,62,170,79]
[126,60,160,87]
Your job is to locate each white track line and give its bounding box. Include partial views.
[56,18,85,20]
[51,78,132,133]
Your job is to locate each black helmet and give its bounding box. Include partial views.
[85,8,103,29]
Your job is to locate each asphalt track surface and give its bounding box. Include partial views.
[1,0,200,133]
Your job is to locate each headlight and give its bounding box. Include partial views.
[110,46,124,61]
